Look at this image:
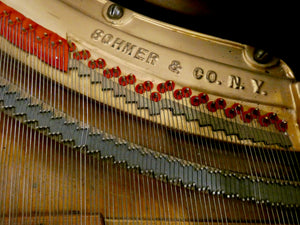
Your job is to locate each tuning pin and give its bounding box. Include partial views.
[118,76,128,86]
[143,81,153,91]
[207,101,217,112]
[150,92,161,102]
[157,83,167,93]
[267,112,279,124]
[259,115,271,127]
[276,120,288,132]
[88,60,97,69]
[165,80,175,91]
[199,93,209,103]
[249,107,260,119]
[111,67,121,77]
[173,89,183,100]
[96,58,106,69]
[182,87,192,98]
[126,73,136,83]
[103,68,113,78]
[68,41,76,52]
[225,108,237,119]
[135,83,145,94]
[241,111,253,123]
[82,50,91,60]
[231,103,243,114]
[73,50,91,60]
[215,98,226,109]
[190,96,200,106]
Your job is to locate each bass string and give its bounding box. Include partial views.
[138,85,155,224]
[206,104,229,225]
[51,30,60,224]
[121,79,131,224]
[33,31,43,225]
[0,115,10,222]
[88,72,96,220]
[248,119,280,224]
[166,89,187,222]
[4,25,32,221]
[111,68,117,223]
[82,45,88,225]
[99,67,110,222]
[258,123,285,224]
[132,82,143,221]
[88,64,96,224]
[116,79,125,222]
[230,109,264,224]
[37,132,44,225]
[11,19,26,223]
[280,150,300,222]
[59,41,66,223]
[265,125,299,224]
[103,73,109,222]
[276,134,299,224]
[68,44,75,224]
[183,96,213,224]
[133,80,146,225]
[198,102,222,224]
[115,74,124,221]
[96,65,103,223]
[128,83,140,223]
[246,119,283,224]
[177,94,196,224]
[49,30,56,224]
[0,114,5,220]
[40,33,49,224]
[105,72,118,224]
[157,88,176,223]
[26,28,39,218]
[158,93,172,223]
[74,47,79,225]
[144,90,159,223]
[10,19,30,222]
[229,114,261,221]
[188,97,213,224]
[213,103,244,224]
[11,119,22,223]
[5,20,16,225]
[161,95,182,224]
[148,85,170,224]
[3,16,10,83]
[148,87,168,224]
[16,122,26,223]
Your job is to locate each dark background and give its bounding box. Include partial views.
[112,0,299,80]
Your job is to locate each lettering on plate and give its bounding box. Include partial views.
[251,79,267,95]
[228,75,244,89]
[168,60,182,74]
[206,70,217,83]
[193,67,204,79]
[91,29,270,97]
[193,67,218,83]
[193,66,269,95]
[91,29,159,66]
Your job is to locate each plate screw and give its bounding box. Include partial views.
[253,49,272,64]
[107,3,124,20]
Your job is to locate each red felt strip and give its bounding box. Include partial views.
[0,1,69,71]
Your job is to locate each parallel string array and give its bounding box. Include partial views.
[0,3,299,225]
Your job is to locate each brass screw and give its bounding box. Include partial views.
[253,49,273,64]
[107,3,124,20]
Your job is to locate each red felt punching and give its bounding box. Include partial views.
[0,1,69,72]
